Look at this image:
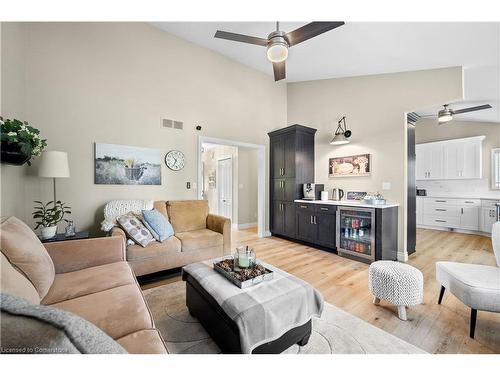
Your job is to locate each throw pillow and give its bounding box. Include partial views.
[116,212,155,248]
[142,209,174,242]
[0,293,126,354]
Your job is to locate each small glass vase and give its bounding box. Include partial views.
[65,220,76,237]
[234,246,256,271]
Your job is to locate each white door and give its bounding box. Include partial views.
[415,144,426,180]
[217,157,233,221]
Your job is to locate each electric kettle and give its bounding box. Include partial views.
[332,188,344,201]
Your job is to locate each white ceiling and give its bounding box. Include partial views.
[152,22,500,123]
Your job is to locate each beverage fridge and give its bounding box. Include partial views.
[336,206,375,261]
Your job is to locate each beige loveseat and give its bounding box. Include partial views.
[110,200,231,276]
[0,216,167,354]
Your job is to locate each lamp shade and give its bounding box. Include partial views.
[38,151,70,178]
[330,134,350,145]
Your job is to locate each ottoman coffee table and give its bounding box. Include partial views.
[182,259,324,354]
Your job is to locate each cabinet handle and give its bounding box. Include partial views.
[320,207,328,211]
[461,208,464,215]
[435,200,446,203]
[314,216,317,225]
[310,215,313,224]
[435,209,446,211]
[464,201,474,204]
[281,203,284,211]
[435,220,446,223]
[282,168,285,175]
[300,205,308,209]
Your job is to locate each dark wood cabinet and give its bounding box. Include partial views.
[295,203,336,249]
[269,125,316,239]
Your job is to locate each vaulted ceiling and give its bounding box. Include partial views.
[152,22,499,123]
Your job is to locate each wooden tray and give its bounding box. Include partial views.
[213,261,274,289]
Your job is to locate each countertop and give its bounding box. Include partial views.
[294,199,399,209]
[417,195,500,201]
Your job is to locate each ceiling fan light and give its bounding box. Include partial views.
[267,40,288,63]
[330,133,350,145]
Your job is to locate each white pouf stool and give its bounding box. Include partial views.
[368,261,423,320]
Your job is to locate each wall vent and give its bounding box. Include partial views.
[173,120,184,130]
[162,118,173,128]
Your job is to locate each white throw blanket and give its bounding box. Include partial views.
[100,199,154,231]
[182,259,324,354]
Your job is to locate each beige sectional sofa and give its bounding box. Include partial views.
[0,216,167,354]
[110,200,231,276]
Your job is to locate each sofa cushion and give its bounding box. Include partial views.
[42,262,135,305]
[175,229,223,252]
[1,253,40,305]
[167,200,209,233]
[51,284,154,339]
[142,209,174,242]
[0,216,55,299]
[127,235,181,262]
[153,201,169,221]
[117,212,155,248]
[0,293,126,354]
[117,329,168,354]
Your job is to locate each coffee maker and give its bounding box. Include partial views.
[303,183,324,200]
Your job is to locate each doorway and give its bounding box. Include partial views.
[217,156,233,222]
[198,136,266,238]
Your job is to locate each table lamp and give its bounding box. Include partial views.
[38,151,70,205]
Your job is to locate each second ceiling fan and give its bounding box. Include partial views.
[214,22,345,81]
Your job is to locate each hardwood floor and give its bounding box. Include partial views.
[141,227,500,354]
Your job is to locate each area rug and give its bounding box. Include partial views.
[143,281,425,354]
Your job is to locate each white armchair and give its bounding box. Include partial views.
[435,221,500,339]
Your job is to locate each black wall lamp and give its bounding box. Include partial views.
[330,116,351,145]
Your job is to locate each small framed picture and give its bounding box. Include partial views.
[329,154,371,178]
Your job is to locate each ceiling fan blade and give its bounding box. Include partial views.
[214,30,268,46]
[286,22,345,47]
[451,104,492,115]
[273,61,286,81]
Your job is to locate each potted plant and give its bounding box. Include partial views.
[32,200,72,239]
[1,116,47,166]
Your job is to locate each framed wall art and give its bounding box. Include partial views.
[329,154,371,178]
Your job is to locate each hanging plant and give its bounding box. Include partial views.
[1,116,47,166]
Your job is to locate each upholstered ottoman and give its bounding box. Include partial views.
[368,261,423,320]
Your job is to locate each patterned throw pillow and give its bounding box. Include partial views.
[142,209,174,242]
[116,212,155,247]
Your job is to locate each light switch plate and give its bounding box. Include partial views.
[382,182,391,190]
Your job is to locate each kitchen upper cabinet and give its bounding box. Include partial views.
[271,132,296,178]
[417,136,484,181]
[443,136,483,179]
[416,143,443,180]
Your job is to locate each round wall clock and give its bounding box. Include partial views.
[165,150,186,171]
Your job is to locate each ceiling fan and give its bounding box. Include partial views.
[214,21,345,82]
[422,103,493,124]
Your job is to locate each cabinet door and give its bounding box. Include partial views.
[282,178,296,201]
[271,136,284,178]
[416,198,423,225]
[480,207,496,233]
[282,133,296,178]
[296,210,315,242]
[271,201,284,234]
[460,206,479,231]
[462,140,481,179]
[428,143,443,179]
[443,141,461,179]
[272,179,284,201]
[283,202,296,238]
[415,144,426,180]
[315,212,336,248]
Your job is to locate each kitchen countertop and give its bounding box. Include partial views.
[417,195,500,201]
[294,199,399,209]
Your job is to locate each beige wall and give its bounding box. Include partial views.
[287,67,464,257]
[416,118,500,182]
[238,148,258,225]
[0,22,287,234]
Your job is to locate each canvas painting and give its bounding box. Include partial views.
[329,154,371,177]
[95,143,161,185]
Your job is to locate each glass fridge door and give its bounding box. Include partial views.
[337,207,375,260]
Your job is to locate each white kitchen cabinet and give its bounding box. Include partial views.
[416,143,443,180]
[480,200,499,233]
[443,137,483,179]
[460,206,480,231]
[417,136,484,181]
[419,198,480,231]
[416,197,423,225]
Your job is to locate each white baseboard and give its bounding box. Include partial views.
[263,230,272,237]
[236,222,258,230]
[417,225,490,237]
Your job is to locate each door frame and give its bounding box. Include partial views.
[216,155,233,223]
[198,136,266,238]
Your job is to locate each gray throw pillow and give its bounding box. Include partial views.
[0,293,126,354]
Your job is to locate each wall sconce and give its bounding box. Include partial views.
[330,116,352,145]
